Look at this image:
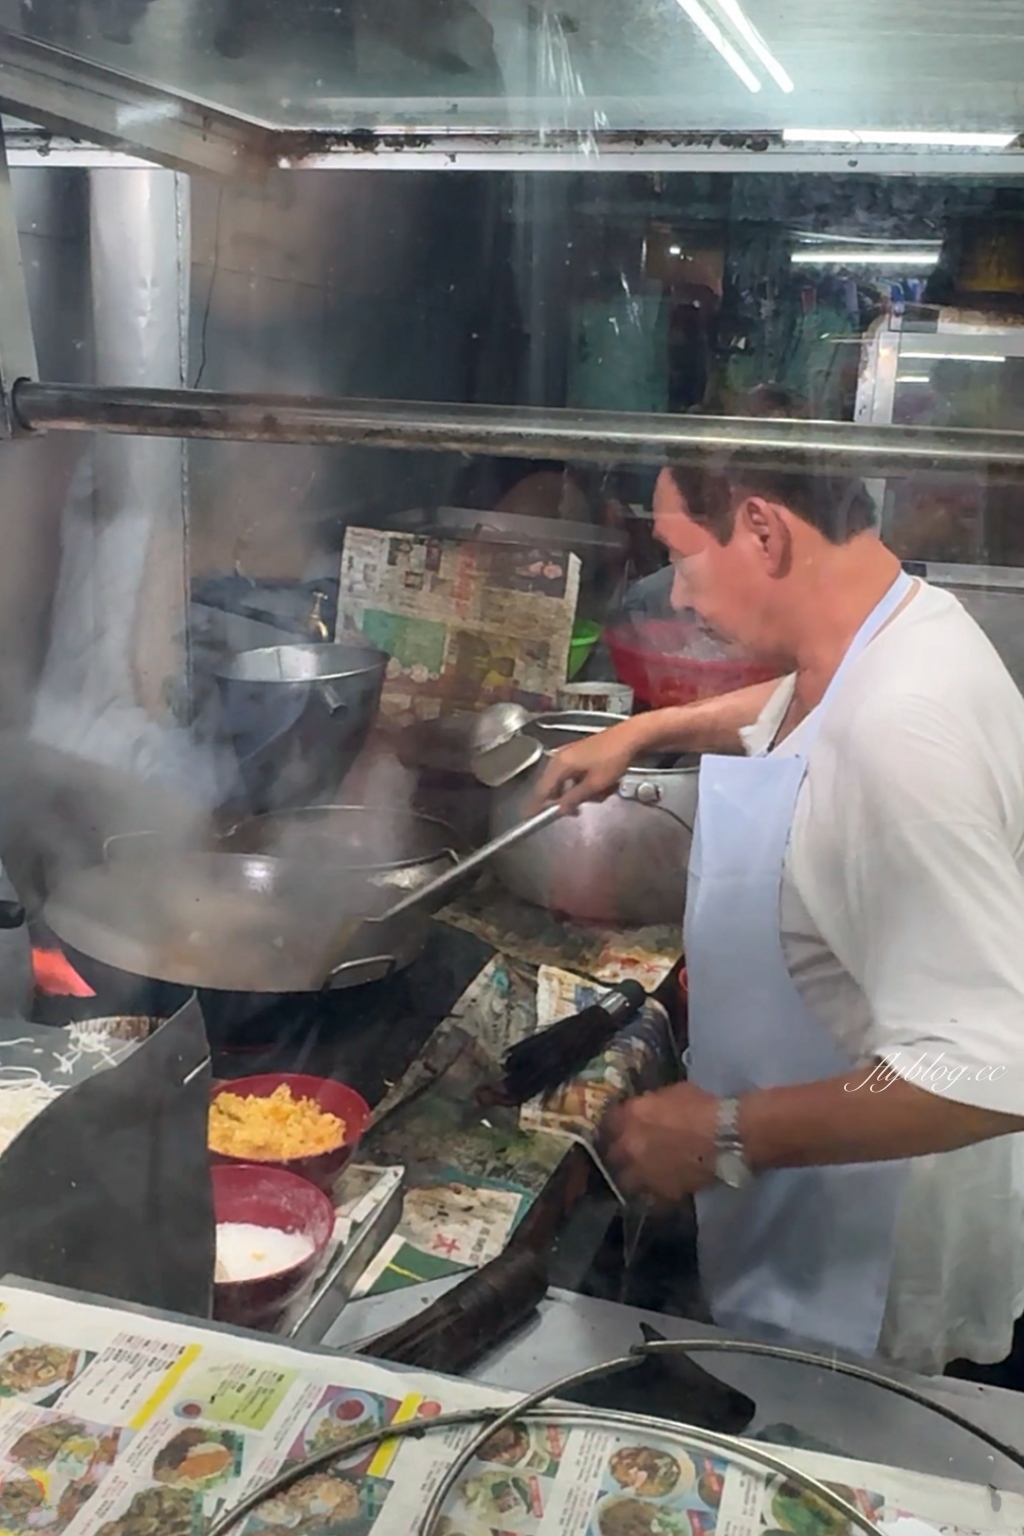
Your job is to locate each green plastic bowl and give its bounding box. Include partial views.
[568,621,602,679]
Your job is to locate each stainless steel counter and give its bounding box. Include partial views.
[324,1279,1024,1499]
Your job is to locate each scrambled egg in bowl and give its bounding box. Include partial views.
[209,1084,346,1161]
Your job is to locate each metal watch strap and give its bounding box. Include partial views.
[713,1095,752,1188]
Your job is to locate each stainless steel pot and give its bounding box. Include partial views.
[213,640,387,816]
[488,712,699,926]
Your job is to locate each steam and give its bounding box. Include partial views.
[2,452,230,910]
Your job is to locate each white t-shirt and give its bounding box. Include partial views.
[741,581,1024,1373]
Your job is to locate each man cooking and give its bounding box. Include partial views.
[532,451,1024,1375]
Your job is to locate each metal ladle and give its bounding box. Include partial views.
[469,702,542,788]
[470,701,612,789]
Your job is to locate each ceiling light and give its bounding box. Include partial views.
[782,128,1017,148]
[712,0,793,92]
[901,350,1006,363]
[790,247,940,266]
[668,244,682,256]
[675,0,761,93]
[896,375,932,385]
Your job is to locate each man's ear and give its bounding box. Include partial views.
[740,496,791,577]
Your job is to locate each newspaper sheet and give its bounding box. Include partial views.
[351,958,565,1296]
[355,958,679,1289]
[336,527,581,723]
[0,1282,1013,1536]
[439,876,680,989]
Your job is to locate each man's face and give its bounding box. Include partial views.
[652,469,785,660]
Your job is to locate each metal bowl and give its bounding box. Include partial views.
[213,641,388,816]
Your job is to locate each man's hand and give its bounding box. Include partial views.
[602,1082,720,1201]
[528,718,648,815]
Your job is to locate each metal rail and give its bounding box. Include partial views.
[14,379,1024,473]
[0,130,37,435]
[0,28,273,176]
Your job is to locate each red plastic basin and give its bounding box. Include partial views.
[209,1072,371,1193]
[212,1162,335,1328]
[606,620,782,708]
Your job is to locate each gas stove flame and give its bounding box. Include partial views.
[32,948,95,998]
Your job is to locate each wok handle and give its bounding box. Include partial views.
[326,955,396,988]
[321,807,561,985]
[380,803,562,922]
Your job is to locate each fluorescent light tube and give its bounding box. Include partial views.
[783,128,1016,148]
[676,0,762,93]
[901,351,1006,363]
[713,0,793,92]
[790,247,940,265]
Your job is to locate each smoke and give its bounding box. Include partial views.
[1,452,231,911]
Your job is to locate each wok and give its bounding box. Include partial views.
[43,805,559,1005]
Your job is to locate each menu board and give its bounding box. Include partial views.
[0,1281,1014,1536]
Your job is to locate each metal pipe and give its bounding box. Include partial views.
[87,168,190,723]
[14,380,1024,474]
[0,125,38,435]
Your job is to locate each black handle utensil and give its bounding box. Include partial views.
[499,978,648,1106]
[564,1321,756,1434]
[361,1244,548,1373]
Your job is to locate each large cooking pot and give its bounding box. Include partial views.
[213,640,387,816]
[44,809,459,1012]
[489,712,698,926]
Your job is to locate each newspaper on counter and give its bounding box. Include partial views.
[356,958,680,1290]
[439,874,681,989]
[353,959,566,1297]
[0,1281,1014,1536]
[336,527,581,723]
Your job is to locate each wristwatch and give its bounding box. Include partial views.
[713,1097,752,1189]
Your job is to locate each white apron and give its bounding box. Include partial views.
[684,571,913,1357]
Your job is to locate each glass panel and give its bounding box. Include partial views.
[10,159,1024,1470]
[5,0,1024,136]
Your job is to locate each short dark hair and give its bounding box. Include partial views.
[667,387,877,546]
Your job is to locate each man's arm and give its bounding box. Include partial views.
[532,678,780,813]
[605,1072,1024,1202]
[627,678,782,755]
[740,1069,1024,1167]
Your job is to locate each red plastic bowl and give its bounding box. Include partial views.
[606,620,782,709]
[212,1162,335,1328]
[209,1073,371,1193]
